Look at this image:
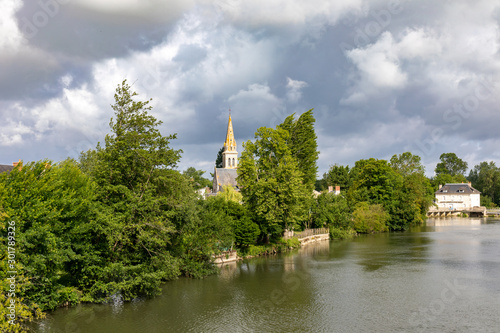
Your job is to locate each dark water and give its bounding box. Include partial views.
[36,218,500,333]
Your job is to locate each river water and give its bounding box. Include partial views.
[36,218,500,333]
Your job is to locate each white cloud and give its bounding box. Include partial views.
[219,0,362,26]
[286,77,308,103]
[347,32,407,90]
[0,0,23,52]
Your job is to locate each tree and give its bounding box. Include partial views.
[435,153,468,176]
[0,159,102,310]
[311,193,351,229]
[390,152,434,222]
[390,152,425,177]
[468,161,500,206]
[81,80,187,301]
[348,157,425,231]
[352,202,389,234]
[237,127,306,241]
[218,184,242,203]
[278,109,319,191]
[215,147,224,168]
[322,164,351,191]
[183,167,212,189]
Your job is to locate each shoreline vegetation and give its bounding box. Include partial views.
[2,81,500,332]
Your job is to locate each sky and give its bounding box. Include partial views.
[1,0,500,178]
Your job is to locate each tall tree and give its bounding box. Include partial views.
[435,153,468,176]
[278,109,319,191]
[215,146,224,168]
[81,80,187,300]
[237,127,305,241]
[390,152,434,224]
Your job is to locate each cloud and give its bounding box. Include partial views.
[346,32,407,91]
[286,77,308,103]
[1,0,500,179]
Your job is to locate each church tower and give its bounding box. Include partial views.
[222,113,238,169]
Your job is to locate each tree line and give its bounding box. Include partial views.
[1,80,499,331]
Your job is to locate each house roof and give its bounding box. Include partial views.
[0,164,14,173]
[435,183,481,195]
[214,168,238,188]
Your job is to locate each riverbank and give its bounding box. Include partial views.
[214,229,331,264]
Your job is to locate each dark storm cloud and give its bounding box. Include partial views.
[1,0,500,177]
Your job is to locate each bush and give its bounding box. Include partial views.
[329,227,356,240]
[352,202,389,234]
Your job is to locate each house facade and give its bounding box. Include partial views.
[434,183,481,210]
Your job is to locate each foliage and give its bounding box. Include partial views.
[79,80,190,301]
[215,147,224,168]
[321,164,351,192]
[311,193,351,229]
[218,184,242,203]
[347,154,432,231]
[278,109,319,192]
[390,152,425,177]
[468,161,500,206]
[234,216,260,248]
[431,173,468,188]
[172,199,235,278]
[390,152,434,227]
[435,152,468,176]
[352,202,389,234]
[1,206,46,332]
[238,126,307,241]
[0,159,101,310]
[182,167,212,190]
[329,227,356,240]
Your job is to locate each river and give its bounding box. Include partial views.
[35,218,500,333]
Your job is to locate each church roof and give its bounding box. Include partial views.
[214,168,238,188]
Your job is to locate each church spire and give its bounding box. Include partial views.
[222,110,238,169]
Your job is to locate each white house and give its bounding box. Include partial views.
[434,183,481,210]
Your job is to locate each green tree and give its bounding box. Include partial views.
[81,80,187,301]
[215,147,224,168]
[183,167,212,190]
[390,152,434,224]
[352,202,389,234]
[238,127,305,241]
[390,152,425,177]
[311,193,351,229]
[278,109,319,191]
[0,159,101,310]
[218,184,243,203]
[322,164,351,191]
[468,161,500,206]
[348,158,423,231]
[435,153,468,177]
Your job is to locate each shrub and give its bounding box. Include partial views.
[329,227,356,240]
[352,202,389,234]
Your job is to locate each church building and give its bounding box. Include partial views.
[212,113,239,194]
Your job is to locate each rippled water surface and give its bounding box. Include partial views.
[37,218,500,332]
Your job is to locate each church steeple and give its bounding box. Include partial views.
[222,110,238,169]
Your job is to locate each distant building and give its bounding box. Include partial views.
[434,183,481,210]
[212,113,239,194]
[328,185,341,195]
[0,160,21,173]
